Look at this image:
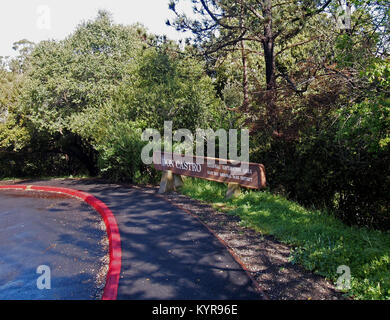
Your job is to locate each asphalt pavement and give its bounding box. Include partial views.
[1,179,263,300]
[0,189,107,300]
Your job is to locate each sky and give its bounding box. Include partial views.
[0,0,194,57]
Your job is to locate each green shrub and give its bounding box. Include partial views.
[250,128,390,230]
[96,121,154,183]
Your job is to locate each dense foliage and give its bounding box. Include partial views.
[170,0,390,230]
[1,4,389,227]
[1,2,389,300]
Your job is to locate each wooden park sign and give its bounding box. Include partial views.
[153,151,266,198]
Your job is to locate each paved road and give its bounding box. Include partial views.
[6,179,263,300]
[0,190,107,300]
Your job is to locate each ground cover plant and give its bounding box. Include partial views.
[181,178,390,300]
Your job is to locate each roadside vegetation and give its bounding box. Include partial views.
[0,174,89,182]
[181,178,390,300]
[1,2,389,299]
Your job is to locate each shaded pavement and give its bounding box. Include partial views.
[0,190,107,300]
[12,179,263,300]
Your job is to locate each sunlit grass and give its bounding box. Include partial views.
[181,178,390,300]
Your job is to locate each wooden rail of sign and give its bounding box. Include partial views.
[153,151,266,190]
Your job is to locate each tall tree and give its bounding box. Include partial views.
[168,0,333,91]
[19,11,147,174]
[168,0,335,134]
[168,0,389,136]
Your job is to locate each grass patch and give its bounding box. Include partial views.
[181,178,390,300]
[0,174,90,182]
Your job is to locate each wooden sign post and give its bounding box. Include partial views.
[153,151,266,198]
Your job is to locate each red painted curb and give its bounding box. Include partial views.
[0,185,122,300]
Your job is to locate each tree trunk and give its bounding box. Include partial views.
[262,0,276,91]
[262,0,278,133]
[239,0,249,108]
